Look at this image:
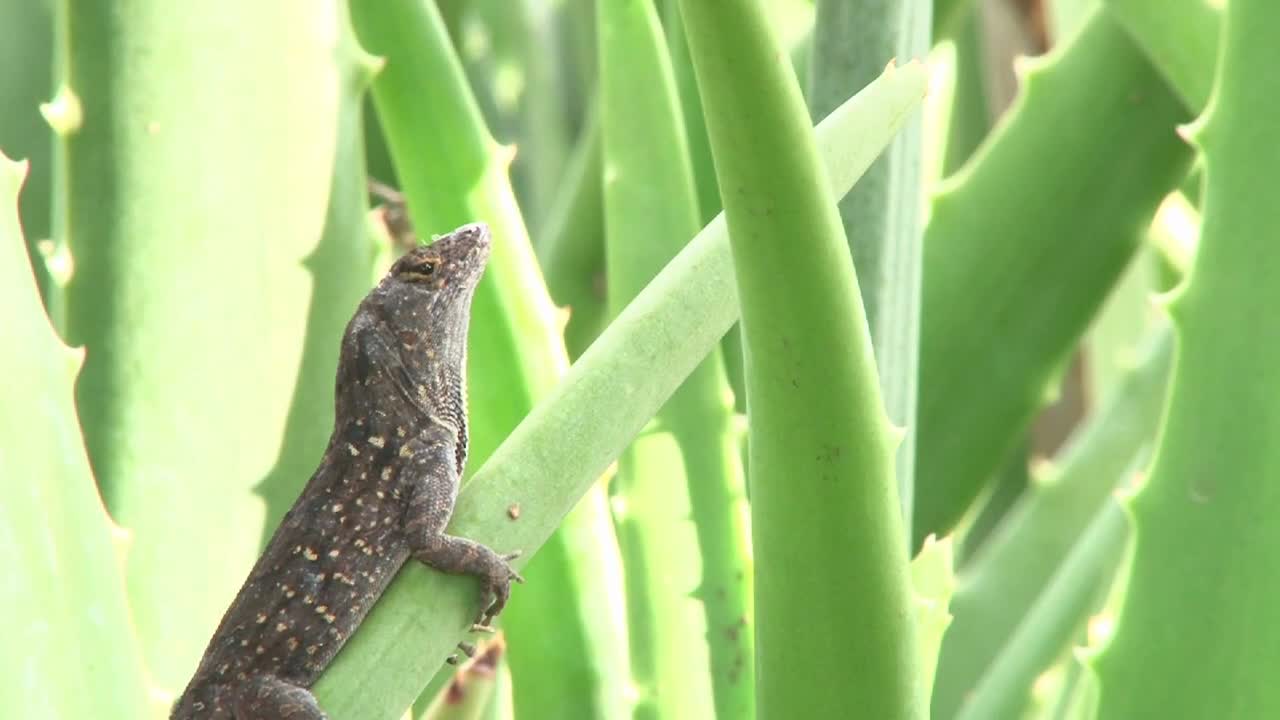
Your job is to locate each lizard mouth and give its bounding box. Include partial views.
[435,223,490,297]
[439,222,491,264]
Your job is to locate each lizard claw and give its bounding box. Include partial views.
[474,551,522,628]
[503,551,526,585]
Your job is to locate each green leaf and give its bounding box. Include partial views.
[933,330,1172,718]
[0,0,56,316]
[1106,0,1221,111]
[537,109,606,360]
[0,154,150,720]
[937,10,994,178]
[436,0,572,232]
[1093,1,1280,714]
[313,58,929,720]
[957,501,1128,720]
[808,0,932,533]
[59,0,376,691]
[911,536,956,699]
[913,9,1193,548]
[677,0,926,712]
[599,0,753,716]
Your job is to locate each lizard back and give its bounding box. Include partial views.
[173,224,492,719]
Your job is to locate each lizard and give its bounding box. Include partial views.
[172,221,522,719]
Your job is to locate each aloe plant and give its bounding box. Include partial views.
[808,0,930,531]
[598,2,750,717]
[1091,1,1280,715]
[5,0,1276,719]
[913,8,1193,548]
[1,156,149,720]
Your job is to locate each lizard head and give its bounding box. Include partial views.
[334,222,491,430]
[387,222,492,300]
[366,222,492,379]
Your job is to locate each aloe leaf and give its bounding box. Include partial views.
[0,0,55,310]
[1105,0,1220,111]
[1092,2,1280,714]
[1054,659,1099,720]
[958,441,1030,564]
[660,4,750,423]
[254,18,381,546]
[538,109,606,360]
[599,0,753,716]
[1048,0,1100,41]
[313,59,928,720]
[938,10,993,178]
[934,0,974,38]
[808,0,931,532]
[58,0,376,692]
[913,8,1194,548]
[1042,656,1086,720]
[957,501,1128,720]
[0,155,149,719]
[1086,249,1162,402]
[933,329,1172,717]
[436,0,571,232]
[912,537,956,698]
[661,2,721,226]
[678,0,927,713]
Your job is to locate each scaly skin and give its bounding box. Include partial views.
[172,223,522,719]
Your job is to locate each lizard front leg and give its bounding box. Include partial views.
[401,432,523,628]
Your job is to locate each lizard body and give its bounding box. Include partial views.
[172,222,520,719]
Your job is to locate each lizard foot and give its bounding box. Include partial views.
[474,551,525,628]
[408,535,524,630]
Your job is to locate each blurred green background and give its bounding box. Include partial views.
[5,0,1277,719]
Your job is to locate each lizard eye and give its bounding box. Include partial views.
[398,257,438,282]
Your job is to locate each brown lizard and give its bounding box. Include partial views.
[172,221,522,719]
